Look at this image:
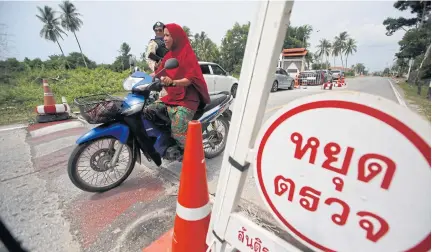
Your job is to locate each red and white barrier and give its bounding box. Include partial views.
[322,81,333,90]
[35,104,68,114]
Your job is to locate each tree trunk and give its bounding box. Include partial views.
[414,44,431,95]
[73,31,88,68]
[417,84,422,96]
[345,55,348,71]
[333,57,336,67]
[56,39,71,69]
[340,55,344,69]
[427,80,431,100]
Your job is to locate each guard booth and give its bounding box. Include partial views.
[205,1,431,252]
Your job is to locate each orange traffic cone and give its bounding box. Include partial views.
[172,120,211,252]
[42,79,56,106]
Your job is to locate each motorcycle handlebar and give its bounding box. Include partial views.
[132,78,163,93]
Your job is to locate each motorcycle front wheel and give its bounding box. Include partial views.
[203,116,230,159]
[67,137,136,193]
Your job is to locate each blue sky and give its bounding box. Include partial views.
[0,1,413,71]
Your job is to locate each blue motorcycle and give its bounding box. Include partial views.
[68,58,233,192]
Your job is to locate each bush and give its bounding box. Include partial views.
[0,66,130,123]
[345,71,355,77]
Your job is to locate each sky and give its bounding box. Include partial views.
[0,0,415,72]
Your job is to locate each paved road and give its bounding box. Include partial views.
[162,76,402,206]
[0,77,403,252]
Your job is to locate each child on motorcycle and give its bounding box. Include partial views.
[145,23,210,157]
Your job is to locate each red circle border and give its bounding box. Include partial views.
[256,100,431,252]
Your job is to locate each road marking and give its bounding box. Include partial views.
[29,121,84,138]
[0,124,27,132]
[388,79,408,108]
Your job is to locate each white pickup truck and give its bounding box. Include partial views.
[199,61,240,98]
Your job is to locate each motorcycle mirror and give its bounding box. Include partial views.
[164,58,179,69]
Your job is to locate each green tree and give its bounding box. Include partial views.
[344,38,357,69]
[182,26,193,42]
[219,22,250,74]
[383,67,390,76]
[334,32,349,68]
[331,39,340,67]
[283,25,313,49]
[385,0,431,95]
[44,54,65,69]
[66,52,97,69]
[383,1,430,36]
[23,57,43,69]
[316,39,331,65]
[282,24,314,69]
[396,23,430,60]
[59,1,87,68]
[191,31,220,63]
[36,6,69,68]
[112,42,132,72]
[355,63,366,75]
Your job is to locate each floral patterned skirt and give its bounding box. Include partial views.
[146,101,195,149]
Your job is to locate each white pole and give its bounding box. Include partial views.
[206,0,294,251]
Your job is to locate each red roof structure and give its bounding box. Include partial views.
[282,48,308,57]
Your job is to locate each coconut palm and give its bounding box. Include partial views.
[192,32,219,62]
[316,39,332,65]
[36,5,69,68]
[335,31,349,68]
[344,38,357,69]
[331,39,341,67]
[297,25,313,47]
[59,1,87,68]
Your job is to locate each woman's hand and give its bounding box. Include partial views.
[161,76,174,86]
[150,72,155,77]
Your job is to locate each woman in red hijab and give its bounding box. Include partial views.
[147,23,210,154]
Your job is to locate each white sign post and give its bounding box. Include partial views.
[206,1,297,251]
[206,0,431,252]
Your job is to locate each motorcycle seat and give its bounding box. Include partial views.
[193,93,230,120]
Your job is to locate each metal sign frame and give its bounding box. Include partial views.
[205,1,301,251]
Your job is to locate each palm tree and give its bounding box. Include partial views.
[331,39,340,67]
[192,32,219,62]
[59,1,87,68]
[316,39,331,65]
[334,31,349,68]
[36,6,69,68]
[298,25,313,47]
[344,38,357,69]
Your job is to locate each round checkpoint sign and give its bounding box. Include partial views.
[254,91,431,252]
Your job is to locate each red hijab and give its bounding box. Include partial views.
[157,23,210,107]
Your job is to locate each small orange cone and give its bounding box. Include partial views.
[42,79,56,106]
[172,120,211,252]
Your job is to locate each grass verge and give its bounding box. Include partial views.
[397,81,431,121]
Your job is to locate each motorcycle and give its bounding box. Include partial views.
[67,58,233,192]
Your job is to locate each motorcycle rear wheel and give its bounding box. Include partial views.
[68,137,136,193]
